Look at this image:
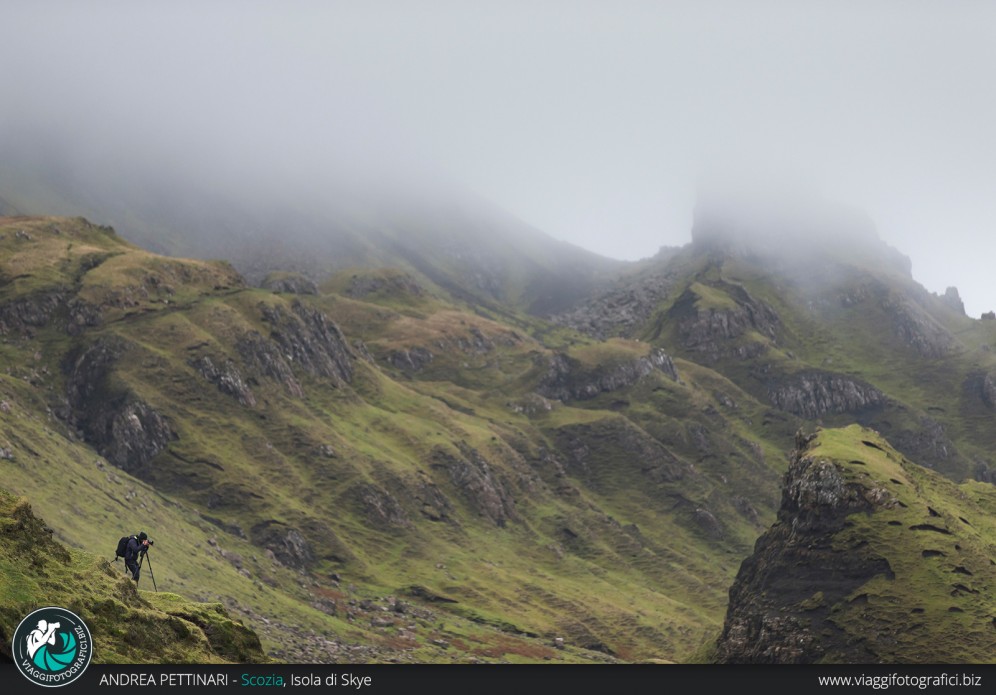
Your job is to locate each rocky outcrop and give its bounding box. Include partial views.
[552,273,673,340]
[666,283,779,362]
[0,291,65,336]
[554,419,686,487]
[385,327,519,374]
[237,332,304,397]
[65,338,175,472]
[250,521,315,569]
[189,355,257,407]
[100,401,175,473]
[939,287,965,316]
[238,300,353,394]
[968,372,996,409]
[537,347,678,402]
[715,432,897,663]
[766,370,886,419]
[884,297,955,358]
[982,374,996,409]
[66,297,102,335]
[261,300,353,384]
[387,347,434,373]
[0,272,101,338]
[431,443,516,527]
[352,482,411,528]
[889,417,956,472]
[261,272,318,295]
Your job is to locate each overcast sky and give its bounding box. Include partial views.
[4,1,996,314]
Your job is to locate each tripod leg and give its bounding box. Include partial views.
[145,554,158,592]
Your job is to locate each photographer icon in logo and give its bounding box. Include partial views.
[13,607,92,687]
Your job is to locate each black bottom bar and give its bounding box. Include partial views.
[2,663,992,695]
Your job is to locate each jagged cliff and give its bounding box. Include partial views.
[715,426,996,664]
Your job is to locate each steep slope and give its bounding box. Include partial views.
[0,487,265,664]
[715,425,996,664]
[0,215,791,663]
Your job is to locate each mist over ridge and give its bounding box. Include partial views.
[2,2,995,314]
[4,5,996,666]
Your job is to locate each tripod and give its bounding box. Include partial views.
[139,551,159,592]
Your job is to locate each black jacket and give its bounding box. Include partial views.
[124,537,145,563]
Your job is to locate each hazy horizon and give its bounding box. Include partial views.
[3,2,996,314]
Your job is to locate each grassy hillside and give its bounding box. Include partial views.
[0,487,265,664]
[0,216,794,663]
[3,210,993,664]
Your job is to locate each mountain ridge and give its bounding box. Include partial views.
[1,202,994,664]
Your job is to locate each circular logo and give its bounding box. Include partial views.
[12,607,92,688]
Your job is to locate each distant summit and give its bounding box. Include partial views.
[690,177,912,277]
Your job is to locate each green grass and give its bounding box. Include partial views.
[2,217,788,662]
[7,214,993,664]
[798,426,996,663]
[0,487,266,664]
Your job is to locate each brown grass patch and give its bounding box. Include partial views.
[471,636,556,660]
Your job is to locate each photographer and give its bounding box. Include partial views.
[124,531,153,582]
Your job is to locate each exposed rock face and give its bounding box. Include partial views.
[189,355,257,407]
[940,287,965,316]
[767,371,886,419]
[454,326,496,354]
[66,297,102,335]
[237,332,304,397]
[0,292,65,336]
[0,261,108,338]
[552,273,674,340]
[412,476,453,522]
[537,347,678,402]
[238,300,353,394]
[261,272,318,295]
[352,483,411,529]
[983,374,996,409]
[431,443,516,527]
[969,372,996,409]
[250,522,315,569]
[890,417,955,471]
[65,338,175,472]
[555,419,686,487]
[100,401,176,473]
[261,301,353,384]
[715,433,896,663]
[387,347,434,373]
[885,298,955,358]
[667,283,779,362]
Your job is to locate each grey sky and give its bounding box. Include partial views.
[4,2,996,314]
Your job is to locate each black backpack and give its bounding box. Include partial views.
[115,535,136,561]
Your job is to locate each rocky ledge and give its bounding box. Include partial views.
[537,347,678,402]
[715,430,898,663]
